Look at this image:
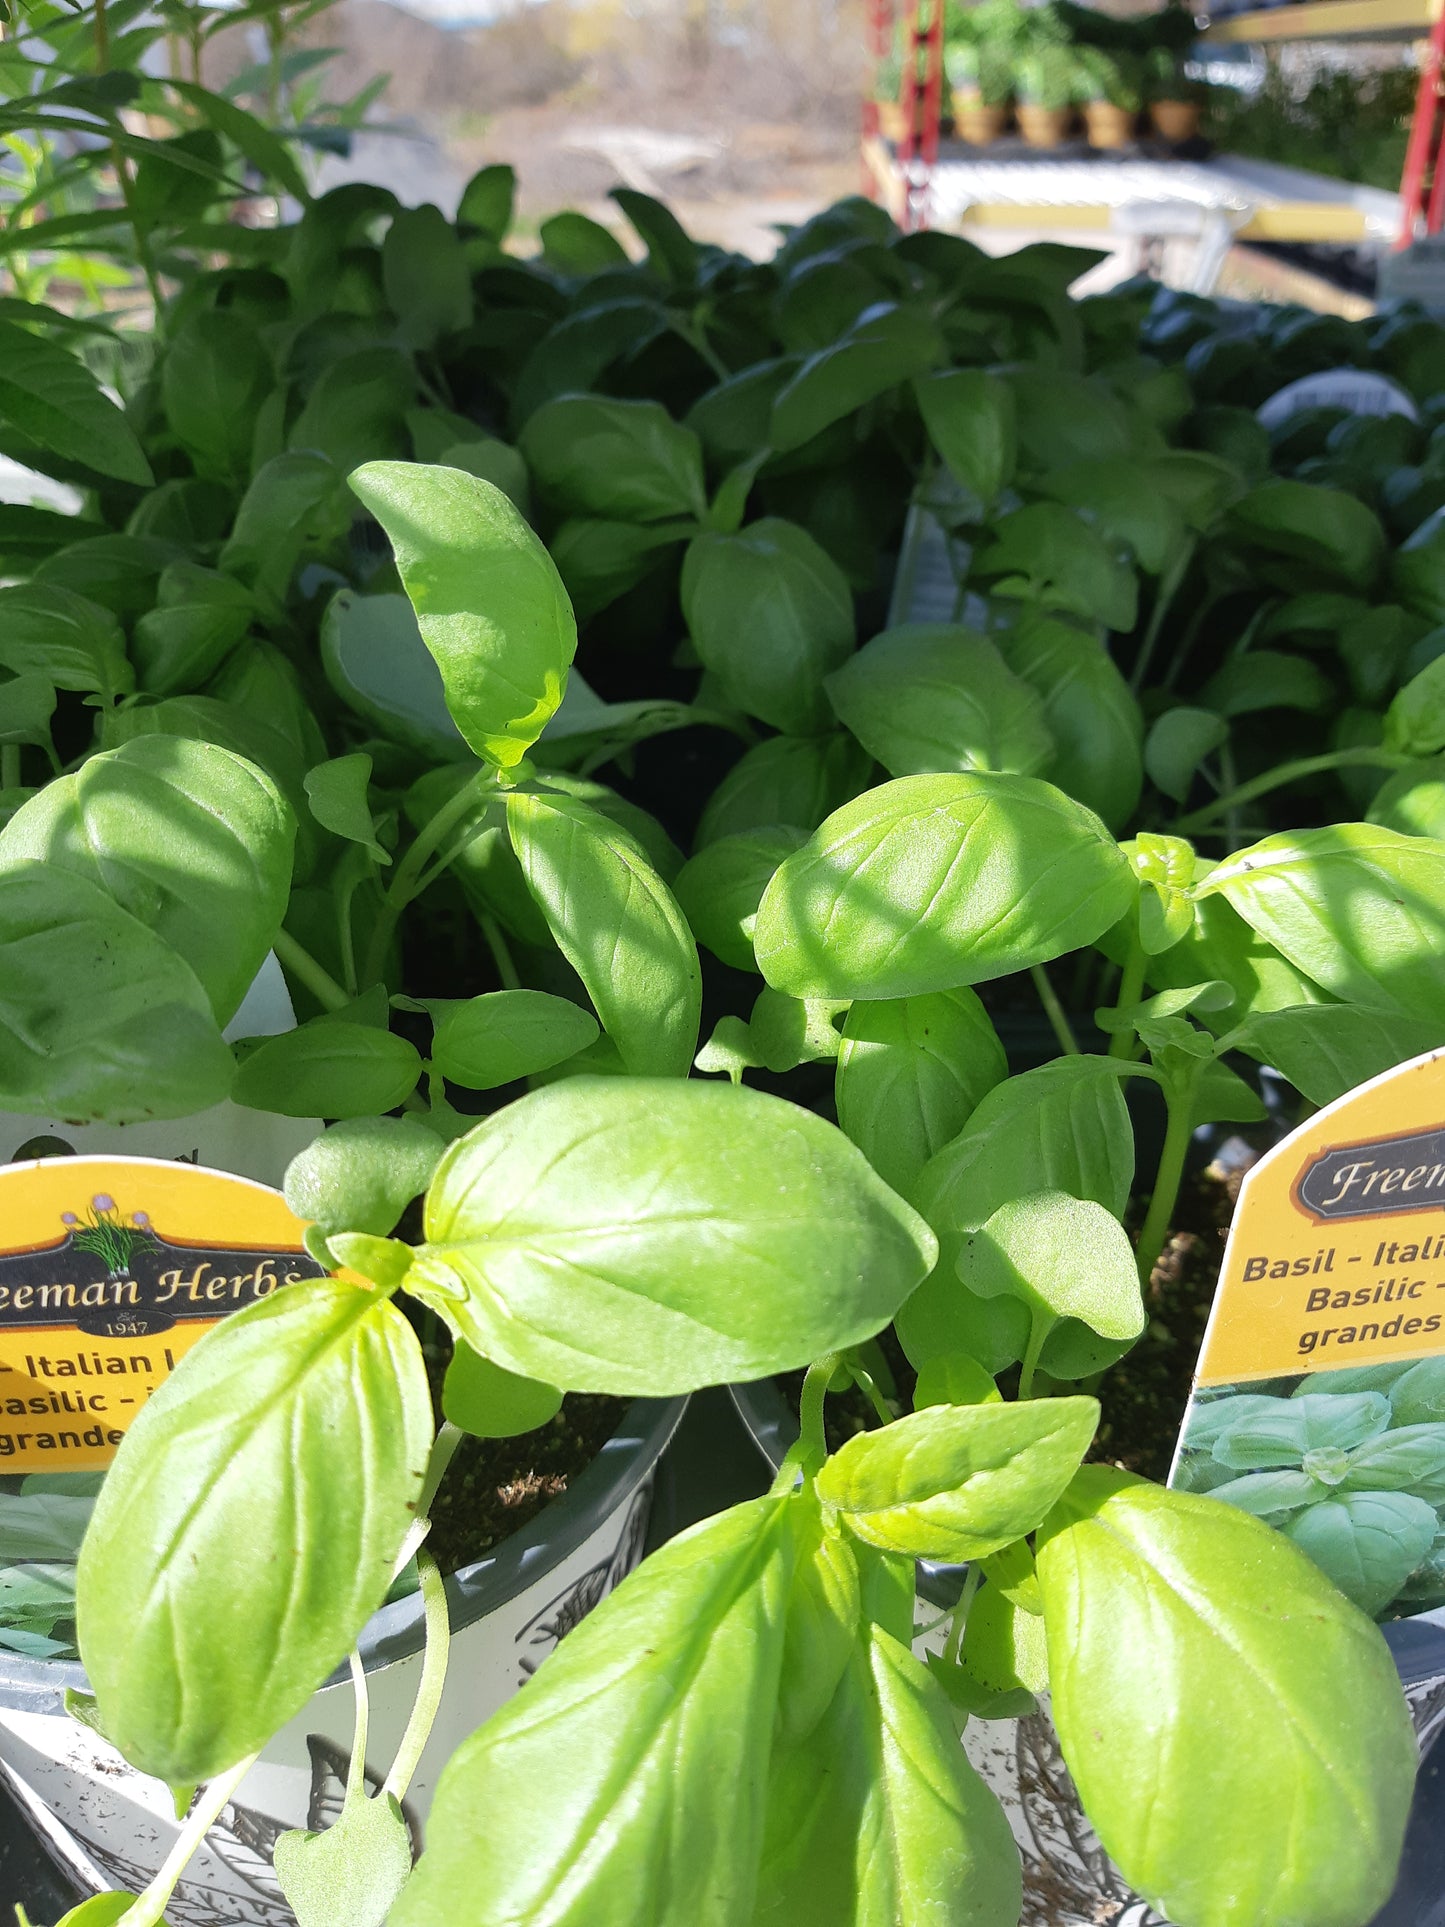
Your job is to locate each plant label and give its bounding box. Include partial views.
[1171,1049,1445,1620]
[1255,368,1418,430]
[0,1155,324,1472]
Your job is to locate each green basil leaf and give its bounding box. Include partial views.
[0,736,295,1027]
[382,203,473,349]
[994,611,1143,831]
[746,986,847,1074]
[834,988,1007,1197]
[520,396,707,523]
[288,348,414,475]
[674,827,806,971]
[1284,1490,1440,1618]
[1370,756,1445,842]
[233,1017,422,1119]
[1224,1003,1445,1107]
[0,670,56,750]
[0,318,151,486]
[914,1350,1001,1409]
[1389,1357,1445,1426]
[682,519,855,735]
[457,162,514,238]
[1206,1469,1320,1518]
[960,1190,1144,1343]
[769,304,941,453]
[538,209,630,272]
[1195,824,1445,1023]
[612,185,699,283]
[53,1897,157,1927]
[970,503,1138,633]
[0,860,233,1123]
[1341,1424,1445,1501]
[775,1498,861,1744]
[507,791,700,1078]
[549,516,692,621]
[131,562,253,697]
[275,1787,414,1927]
[0,583,132,703]
[349,462,577,772]
[1199,650,1333,719]
[755,772,1135,1001]
[1224,480,1385,594]
[1037,1468,1416,1927]
[1144,705,1229,804]
[913,367,1015,506]
[1039,456,1186,576]
[1210,1391,1391,1469]
[284,1115,444,1242]
[817,1397,1098,1561]
[1386,654,1445,758]
[304,753,388,863]
[901,1058,1134,1373]
[430,989,599,1089]
[825,623,1053,779]
[405,1078,936,1395]
[219,451,349,606]
[320,591,467,761]
[77,1279,432,1782]
[694,730,873,848]
[161,311,273,485]
[958,1576,1049,1697]
[442,1341,563,1440]
[754,1626,1022,1927]
[390,1495,794,1927]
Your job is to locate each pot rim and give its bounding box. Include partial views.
[0,1394,689,1716]
[729,1378,1445,1686]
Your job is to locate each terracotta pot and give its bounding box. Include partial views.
[1016,102,1073,148]
[953,95,1009,145]
[1150,97,1201,143]
[1084,99,1137,150]
[875,98,908,144]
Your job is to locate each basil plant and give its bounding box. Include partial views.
[46,463,1423,1927]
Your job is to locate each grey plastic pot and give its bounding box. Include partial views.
[730,1377,1445,1927]
[0,1394,687,1926]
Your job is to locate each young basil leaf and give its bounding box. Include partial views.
[970,503,1138,633]
[162,310,273,485]
[1223,1003,1445,1108]
[1210,1391,1391,1469]
[834,988,1007,1197]
[755,772,1135,1001]
[825,623,1053,779]
[994,611,1144,831]
[1339,1424,1445,1502]
[1283,1491,1440,1619]
[1194,824,1445,1023]
[289,349,415,475]
[275,1787,414,1927]
[611,184,699,282]
[681,519,855,735]
[745,987,847,1074]
[430,989,599,1089]
[914,1350,1002,1409]
[1384,654,1445,758]
[382,203,473,349]
[284,1116,443,1243]
[1038,457,1186,576]
[457,162,515,238]
[693,1014,765,1083]
[442,1341,563,1440]
[769,304,942,453]
[775,1498,861,1745]
[520,396,707,523]
[219,451,349,607]
[1037,1468,1416,1927]
[913,367,1016,506]
[0,583,132,704]
[320,592,468,761]
[0,861,234,1123]
[233,1017,423,1119]
[0,736,295,1026]
[754,1627,1022,1927]
[0,671,56,752]
[349,463,577,773]
[0,320,151,487]
[131,563,254,697]
[77,1279,432,1783]
[960,1190,1144,1345]
[958,1576,1049,1699]
[390,1495,794,1927]
[405,1078,936,1395]
[1207,1469,1320,1518]
[538,209,630,272]
[507,790,701,1078]
[694,730,873,848]
[1389,1356,1445,1426]
[1224,479,1386,593]
[1144,705,1229,804]
[674,827,806,971]
[901,1058,1135,1373]
[304,753,389,863]
[817,1397,1098,1562]
[548,516,693,621]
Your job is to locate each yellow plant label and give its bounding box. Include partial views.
[1190,1049,1445,1389]
[0,1155,323,1472]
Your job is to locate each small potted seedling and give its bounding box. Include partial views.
[1078,45,1143,151]
[1012,40,1079,148]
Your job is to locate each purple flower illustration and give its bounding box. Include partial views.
[132,1211,151,1228]
[61,1211,78,1226]
[92,1193,115,1213]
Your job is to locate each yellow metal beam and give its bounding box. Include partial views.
[951,200,1372,239]
[1205,0,1437,43]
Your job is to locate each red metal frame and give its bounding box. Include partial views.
[867,0,947,231]
[1399,7,1445,245]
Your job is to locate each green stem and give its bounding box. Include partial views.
[384,1549,450,1803]
[345,1651,370,1802]
[846,1361,894,1428]
[362,770,493,987]
[1134,1067,1199,1288]
[797,1354,837,1472]
[943,1564,981,1666]
[479,913,520,991]
[1174,748,1410,835]
[1017,1312,1053,1401]
[1030,962,1079,1056]
[1130,536,1194,694]
[93,0,110,71]
[272,927,352,1013]
[417,1420,465,1521]
[121,1754,259,1927]
[1106,928,1146,1059]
